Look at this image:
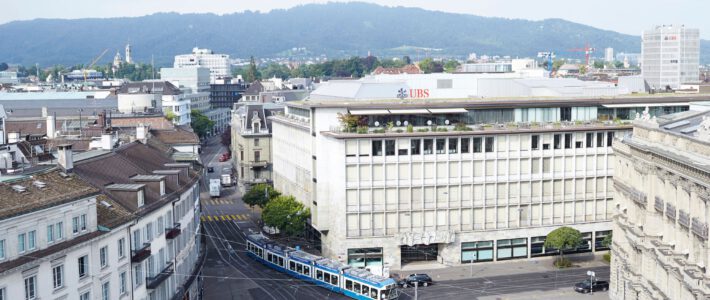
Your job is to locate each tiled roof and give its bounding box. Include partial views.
[0,169,100,221]
[95,194,134,229]
[150,126,199,145]
[244,81,264,95]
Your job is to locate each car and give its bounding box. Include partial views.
[207,167,214,173]
[401,274,433,287]
[574,279,609,293]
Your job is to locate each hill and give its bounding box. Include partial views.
[0,2,708,66]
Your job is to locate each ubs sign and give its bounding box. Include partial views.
[397,88,430,99]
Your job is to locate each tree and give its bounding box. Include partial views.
[418,58,444,74]
[243,184,281,208]
[0,62,8,71]
[443,60,461,73]
[593,61,605,69]
[402,55,412,65]
[579,65,588,75]
[221,126,231,147]
[190,109,214,138]
[262,195,311,236]
[544,226,582,268]
[602,233,612,248]
[246,56,260,82]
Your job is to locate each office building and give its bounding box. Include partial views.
[210,76,246,109]
[642,25,700,90]
[270,73,702,274]
[174,48,231,83]
[161,67,230,134]
[610,110,710,299]
[605,48,615,63]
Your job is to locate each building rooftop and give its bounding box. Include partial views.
[0,169,99,221]
[96,194,134,229]
[150,126,199,145]
[117,81,181,96]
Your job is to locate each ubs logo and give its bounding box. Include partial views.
[397,88,430,99]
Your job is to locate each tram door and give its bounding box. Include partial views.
[400,244,438,265]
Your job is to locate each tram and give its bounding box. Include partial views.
[246,234,400,300]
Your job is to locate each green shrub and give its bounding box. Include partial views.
[416,128,429,132]
[603,253,611,263]
[395,129,403,133]
[372,129,386,133]
[406,124,414,133]
[553,257,572,268]
[356,126,368,134]
[436,127,448,132]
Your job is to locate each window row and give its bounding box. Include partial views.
[23,263,123,300]
[344,278,379,300]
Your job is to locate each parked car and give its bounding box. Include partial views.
[574,279,609,293]
[401,274,433,287]
[207,167,214,173]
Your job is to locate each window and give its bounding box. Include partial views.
[346,280,353,291]
[553,134,561,149]
[119,271,127,295]
[362,285,370,296]
[24,275,36,300]
[597,132,604,147]
[410,139,421,155]
[461,138,470,153]
[0,287,5,300]
[607,132,614,147]
[461,241,494,263]
[47,224,55,243]
[102,281,110,300]
[27,231,35,251]
[473,137,482,153]
[53,265,64,289]
[385,140,395,156]
[372,140,383,156]
[132,229,141,250]
[0,240,4,260]
[100,246,108,268]
[560,107,572,121]
[586,133,593,148]
[80,291,90,300]
[254,151,261,162]
[80,214,87,231]
[146,223,153,241]
[564,133,572,149]
[435,139,445,154]
[118,238,125,258]
[423,139,433,154]
[485,137,494,152]
[73,217,80,233]
[157,217,164,236]
[575,141,583,148]
[18,233,25,253]
[55,222,63,240]
[448,138,458,154]
[254,138,260,146]
[531,135,539,150]
[496,238,528,260]
[134,264,143,287]
[78,255,88,279]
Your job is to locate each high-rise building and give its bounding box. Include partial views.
[605,48,614,63]
[610,109,710,299]
[174,48,231,83]
[642,25,700,90]
[125,43,133,64]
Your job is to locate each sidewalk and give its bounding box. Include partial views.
[392,252,609,281]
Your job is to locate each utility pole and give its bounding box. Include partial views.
[414,281,418,300]
[587,270,596,295]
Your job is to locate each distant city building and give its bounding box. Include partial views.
[610,109,710,299]
[116,81,191,125]
[209,76,246,109]
[642,25,700,90]
[616,53,641,66]
[458,63,512,73]
[125,42,133,64]
[112,51,123,72]
[604,48,614,62]
[174,48,231,83]
[372,65,422,75]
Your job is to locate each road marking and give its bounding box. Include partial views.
[200,216,205,222]
[231,215,237,220]
[207,216,213,222]
[220,216,226,221]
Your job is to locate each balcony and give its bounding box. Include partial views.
[165,223,181,240]
[666,203,677,221]
[248,160,269,169]
[131,243,151,263]
[679,210,690,229]
[613,179,647,208]
[243,178,272,184]
[654,196,664,213]
[146,262,174,289]
[691,218,708,240]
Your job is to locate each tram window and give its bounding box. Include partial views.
[362,285,369,295]
[267,253,272,261]
[289,261,296,271]
[346,280,353,290]
[354,283,361,293]
[370,288,377,299]
[303,266,310,275]
[317,270,323,280]
[331,275,338,285]
[323,273,330,282]
[278,257,284,267]
[296,264,303,273]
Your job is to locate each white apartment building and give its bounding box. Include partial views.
[605,48,615,63]
[174,48,231,83]
[0,167,133,300]
[610,110,710,299]
[161,67,230,134]
[271,76,702,272]
[642,25,700,90]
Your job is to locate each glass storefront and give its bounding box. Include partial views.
[348,248,383,269]
[401,244,438,264]
[461,241,494,263]
[496,238,528,260]
[530,236,558,257]
[594,230,612,251]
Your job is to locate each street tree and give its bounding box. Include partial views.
[190,109,214,138]
[443,60,461,73]
[246,56,260,82]
[221,126,231,147]
[418,58,444,73]
[0,62,8,71]
[243,184,280,208]
[262,195,311,236]
[544,226,583,268]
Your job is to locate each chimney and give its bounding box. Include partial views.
[41,107,48,118]
[57,144,73,172]
[98,111,107,129]
[136,124,147,143]
[101,134,113,151]
[46,115,56,138]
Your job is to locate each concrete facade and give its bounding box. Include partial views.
[642,25,700,90]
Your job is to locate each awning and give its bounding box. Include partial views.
[602,103,690,108]
[388,109,430,114]
[349,109,390,115]
[427,108,469,114]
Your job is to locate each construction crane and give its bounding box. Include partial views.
[84,48,109,82]
[537,51,556,77]
[567,43,595,66]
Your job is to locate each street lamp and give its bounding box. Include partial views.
[77,108,84,137]
[587,270,596,295]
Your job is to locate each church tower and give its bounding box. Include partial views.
[125,42,133,64]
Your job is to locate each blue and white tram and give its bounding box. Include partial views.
[246,234,400,300]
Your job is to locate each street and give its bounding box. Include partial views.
[198,137,609,300]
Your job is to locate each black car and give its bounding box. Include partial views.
[401,274,433,287]
[207,167,214,173]
[574,279,609,293]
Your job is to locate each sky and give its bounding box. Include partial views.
[2,0,709,39]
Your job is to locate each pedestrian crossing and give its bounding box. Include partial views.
[200,214,250,222]
[203,198,234,206]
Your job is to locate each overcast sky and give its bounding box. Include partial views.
[3,0,708,38]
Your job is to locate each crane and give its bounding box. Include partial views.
[567,43,595,66]
[537,51,556,78]
[84,48,109,82]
